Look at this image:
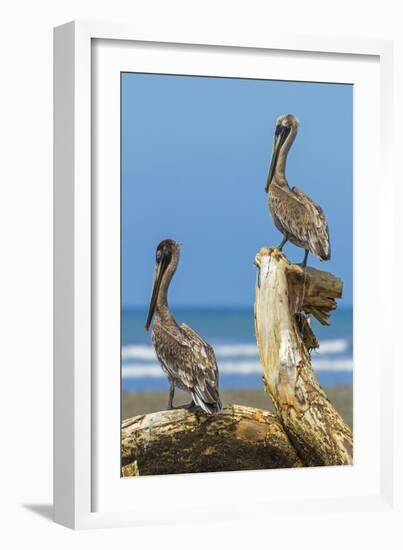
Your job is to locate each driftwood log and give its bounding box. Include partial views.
[122,247,353,476]
[122,405,302,476]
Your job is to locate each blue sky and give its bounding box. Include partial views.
[122,73,353,309]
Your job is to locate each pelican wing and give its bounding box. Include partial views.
[153,322,221,412]
[271,184,330,259]
[180,323,221,407]
[291,186,331,259]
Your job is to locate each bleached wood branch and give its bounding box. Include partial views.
[254,247,353,466]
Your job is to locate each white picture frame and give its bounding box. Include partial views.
[54,20,396,530]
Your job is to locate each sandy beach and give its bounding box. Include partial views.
[122,385,353,429]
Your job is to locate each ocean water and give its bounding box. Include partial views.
[121,306,353,393]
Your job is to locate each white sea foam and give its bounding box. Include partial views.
[122,357,353,379]
[122,338,350,361]
[315,339,351,354]
[122,345,156,360]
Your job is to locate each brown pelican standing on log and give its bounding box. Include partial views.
[265,114,331,267]
[145,239,222,414]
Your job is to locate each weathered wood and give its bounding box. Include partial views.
[286,263,343,325]
[121,405,303,476]
[254,247,353,466]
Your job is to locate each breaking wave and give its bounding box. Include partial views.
[122,338,352,379]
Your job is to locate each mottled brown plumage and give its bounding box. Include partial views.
[265,114,331,266]
[145,240,222,414]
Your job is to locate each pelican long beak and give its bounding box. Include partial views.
[265,125,291,192]
[145,257,168,331]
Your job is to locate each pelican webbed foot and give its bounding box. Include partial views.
[168,399,196,412]
[181,400,196,410]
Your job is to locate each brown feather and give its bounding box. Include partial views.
[269,182,330,260]
[152,319,221,413]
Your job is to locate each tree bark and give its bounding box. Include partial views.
[121,405,303,476]
[254,247,353,466]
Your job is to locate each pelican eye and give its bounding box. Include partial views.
[156,247,172,264]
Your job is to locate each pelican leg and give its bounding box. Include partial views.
[168,382,175,409]
[278,236,288,251]
[302,250,309,268]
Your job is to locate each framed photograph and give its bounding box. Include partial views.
[54,21,395,529]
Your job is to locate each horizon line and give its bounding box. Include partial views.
[122,303,353,311]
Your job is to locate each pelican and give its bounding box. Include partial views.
[145,239,222,414]
[265,114,331,267]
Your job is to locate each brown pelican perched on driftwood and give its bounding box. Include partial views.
[145,239,222,414]
[265,114,331,267]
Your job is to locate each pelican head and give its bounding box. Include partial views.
[265,114,299,192]
[145,239,180,331]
